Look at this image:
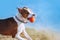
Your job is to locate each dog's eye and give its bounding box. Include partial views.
[26,12,29,14]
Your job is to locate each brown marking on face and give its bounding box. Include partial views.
[18,7,29,18]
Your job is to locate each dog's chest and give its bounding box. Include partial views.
[0,17,18,37]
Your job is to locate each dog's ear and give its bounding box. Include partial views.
[17,8,22,13]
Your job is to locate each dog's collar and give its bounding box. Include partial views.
[15,16,28,23]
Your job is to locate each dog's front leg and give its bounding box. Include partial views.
[15,24,26,40]
[23,28,32,40]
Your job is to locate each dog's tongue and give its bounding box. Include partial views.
[28,16,35,23]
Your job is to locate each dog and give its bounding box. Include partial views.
[0,7,35,40]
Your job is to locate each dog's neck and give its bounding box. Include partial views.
[13,13,28,24]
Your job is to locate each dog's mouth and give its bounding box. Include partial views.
[27,14,35,23]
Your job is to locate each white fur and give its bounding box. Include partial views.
[25,8,34,18]
[13,13,32,40]
[24,8,34,14]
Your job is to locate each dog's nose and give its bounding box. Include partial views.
[32,14,35,16]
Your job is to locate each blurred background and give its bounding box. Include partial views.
[0,0,60,32]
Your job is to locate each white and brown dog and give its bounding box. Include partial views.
[0,7,35,40]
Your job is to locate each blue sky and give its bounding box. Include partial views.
[0,0,60,32]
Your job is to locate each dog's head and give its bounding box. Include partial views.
[17,7,35,23]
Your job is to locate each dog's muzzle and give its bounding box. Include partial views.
[27,14,35,23]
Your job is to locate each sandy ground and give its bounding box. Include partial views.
[0,28,60,40]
